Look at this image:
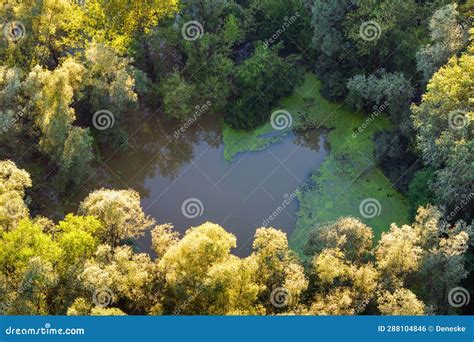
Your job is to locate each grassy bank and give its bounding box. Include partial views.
[223,72,409,256]
[223,121,290,161]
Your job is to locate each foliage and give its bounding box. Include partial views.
[377,288,425,315]
[416,4,468,83]
[225,45,300,129]
[78,189,155,247]
[407,168,437,220]
[81,43,138,115]
[347,70,414,131]
[159,72,197,120]
[304,217,373,263]
[0,160,32,230]
[412,38,474,216]
[248,0,312,53]
[310,0,451,99]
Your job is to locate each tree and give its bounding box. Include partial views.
[407,168,436,220]
[412,206,471,313]
[0,256,58,315]
[0,0,78,68]
[24,58,94,187]
[412,39,473,214]
[78,189,154,247]
[375,224,422,288]
[56,214,103,264]
[0,219,61,286]
[311,0,452,99]
[0,67,23,135]
[249,227,308,313]
[249,0,312,53]
[416,4,468,83]
[59,127,94,187]
[151,223,179,259]
[225,45,300,129]
[159,72,197,120]
[158,222,262,315]
[304,217,373,263]
[79,245,154,314]
[63,0,179,54]
[347,70,414,129]
[24,58,84,160]
[0,160,32,230]
[310,247,378,315]
[377,288,425,315]
[82,43,138,115]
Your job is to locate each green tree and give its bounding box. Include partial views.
[304,217,373,263]
[63,0,179,54]
[249,0,311,53]
[159,72,196,120]
[82,43,138,115]
[158,222,262,315]
[249,227,308,313]
[377,288,425,315]
[0,218,61,288]
[225,45,299,129]
[416,4,468,83]
[59,127,94,187]
[412,206,471,313]
[79,245,154,314]
[347,70,414,130]
[412,39,473,213]
[24,58,94,187]
[310,247,378,315]
[407,168,437,220]
[375,224,422,288]
[0,160,32,230]
[78,188,154,247]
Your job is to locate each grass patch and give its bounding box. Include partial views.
[223,121,290,161]
[286,73,409,256]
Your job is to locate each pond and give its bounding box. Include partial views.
[70,110,330,256]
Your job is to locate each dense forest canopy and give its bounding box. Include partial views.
[0,0,473,315]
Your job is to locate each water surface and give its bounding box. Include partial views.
[73,111,329,256]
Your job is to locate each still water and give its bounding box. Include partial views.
[73,111,329,256]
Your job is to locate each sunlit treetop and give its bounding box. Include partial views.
[0,0,180,64]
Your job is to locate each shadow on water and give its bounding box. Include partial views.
[71,109,330,256]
